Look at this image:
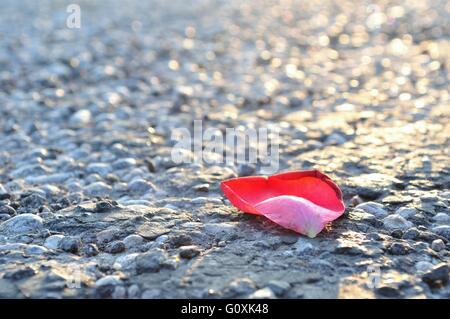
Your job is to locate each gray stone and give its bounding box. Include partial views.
[383,214,413,231]
[354,202,388,218]
[432,225,450,240]
[402,228,420,240]
[179,245,201,259]
[294,237,315,255]
[141,289,162,299]
[136,249,171,273]
[85,182,112,197]
[0,214,44,235]
[433,213,450,225]
[388,242,411,255]
[396,207,417,219]
[0,205,16,215]
[95,275,123,287]
[44,235,64,250]
[86,163,112,177]
[415,261,434,273]
[113,253,139,271]
[104,241,126,254]
[128,179,155,194]
[123,234,144,249]
[25,244,48,255]
[265,280,291,296]
[59,237,81,254]
[431,239,445,252]
[422,263,450,287]
[223,278,256,297]
[112,158,137,170]
[97,228,120,245]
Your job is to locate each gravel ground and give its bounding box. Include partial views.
[0,0,449,299]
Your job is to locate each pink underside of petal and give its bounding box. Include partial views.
[220,170,346,237]
[254,195,345,237]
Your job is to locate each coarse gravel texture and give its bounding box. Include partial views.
[0,0,449,299]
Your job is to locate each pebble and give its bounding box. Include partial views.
[324,133,346,145]
[97,228,119,245]
[382,214,413,231]
[265,280,290,296]
[432,225,450,240]
[58,237,81,254]
[83,243,99,257]
[25,244,48,255]
[179,245,201,259]
[354,202,388,219]
[128,179,155,194]
[294,237,315,255]
[135,249,171,273]
[433,213,450,225]
[422,263,450,287]
[415,261,434,273]
[224,278,256,298]
[123,234,144,249]
[25,173,72,185]
[112,286,127,299]
[169,233,192,247]
[237,163,256,176]
[113,253,139,271]
[86,163,112,177]
[84,182,112,197]
[0,205,16,215]
[375,286,401,298]
[0,213,44,235]
[203,223,237,237]
[191,197,223,205]
[104,241,126,254]
[95,275,123,287]
[402,228,420,240]
[193,183,210,192]
[431,239,445,252]
[388,242,411,255]
[141,289,162,299]
[44,235,64,250]
[395,207,417,219]
[248,287,276,299]
[112,158,137,170]
[127,284,141,299]
[70,109,92,128]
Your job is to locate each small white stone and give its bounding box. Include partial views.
[431,239,445,252]
[248,288,276,299]
[70,109,92,127]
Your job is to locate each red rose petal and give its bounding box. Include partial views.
[221,169,345,237]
